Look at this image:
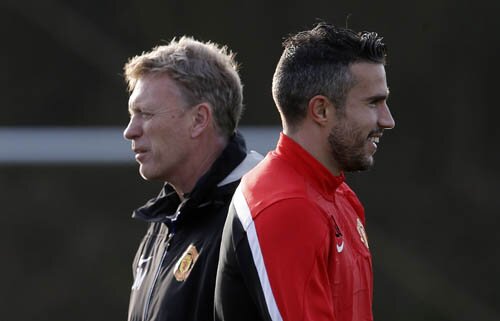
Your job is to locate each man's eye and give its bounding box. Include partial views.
[368,100,383,108]
[140,112,154,119]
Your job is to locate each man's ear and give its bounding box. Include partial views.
[308,95,334,126]
[190,103,211,138]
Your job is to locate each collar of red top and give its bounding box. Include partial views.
[275,132,345,194]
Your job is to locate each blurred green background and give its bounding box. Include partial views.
[1,0,499,320]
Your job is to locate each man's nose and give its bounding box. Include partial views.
[378,103,395,130]
[123,116,141,140]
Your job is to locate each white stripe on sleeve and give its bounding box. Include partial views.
[233,186,283,321]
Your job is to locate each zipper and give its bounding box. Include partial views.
[142,231,175,320]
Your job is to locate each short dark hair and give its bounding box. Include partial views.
[272,22,387,129]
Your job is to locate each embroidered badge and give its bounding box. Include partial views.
[174,244,199,282]
[356,218,369,249]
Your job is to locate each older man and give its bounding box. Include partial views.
[123,36,261,321]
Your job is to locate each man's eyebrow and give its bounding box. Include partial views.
[128,101,143,111]
[128,104,141,114]
[366,94,388,102]
[366,89,390,102]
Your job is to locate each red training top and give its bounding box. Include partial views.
[215,133,374,321]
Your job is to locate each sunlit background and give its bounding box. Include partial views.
[1,0,499,320]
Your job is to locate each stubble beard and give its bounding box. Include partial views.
[328,121,374,173]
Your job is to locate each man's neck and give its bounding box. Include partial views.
[169,134,228,199]
[284,128,341,176]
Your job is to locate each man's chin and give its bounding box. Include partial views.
[139,166,155,181]
[342,156,374,172]
[139,168,166,182]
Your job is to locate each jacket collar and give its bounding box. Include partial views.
[132,131,254,224]
[275,133,344,196]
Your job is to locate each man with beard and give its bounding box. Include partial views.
[214,23,395,321]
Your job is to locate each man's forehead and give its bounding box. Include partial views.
[128,84,143,109]
[128,73,187,112]
[349,63,387,87]
[128,75,162,103]
[349,61,386,76]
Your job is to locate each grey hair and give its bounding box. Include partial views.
[124,36,243,138]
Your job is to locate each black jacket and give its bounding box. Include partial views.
[128,133,262,321]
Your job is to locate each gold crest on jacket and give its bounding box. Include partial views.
[174,244,199,281]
